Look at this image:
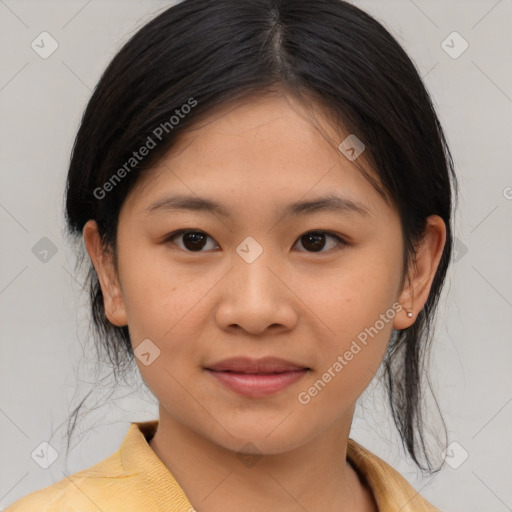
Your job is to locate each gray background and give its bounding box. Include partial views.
[1,0,511,510]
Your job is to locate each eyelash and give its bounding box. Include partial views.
[163,229,348,254]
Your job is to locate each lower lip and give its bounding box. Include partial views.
[205,369,308,397]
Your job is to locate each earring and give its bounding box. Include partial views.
[399,302,414,318]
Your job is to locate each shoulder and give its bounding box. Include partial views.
[347,438,442,512]
[5,450,137,512]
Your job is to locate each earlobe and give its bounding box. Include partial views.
[393,297,414,331]
[82,220,128,327]
[392,215,446,331]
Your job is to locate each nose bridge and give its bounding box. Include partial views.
[232,235,278,300]
[214,235,297,334]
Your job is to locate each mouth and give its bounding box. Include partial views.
[204,357,310,398]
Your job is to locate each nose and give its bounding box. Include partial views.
[215,249,299,336]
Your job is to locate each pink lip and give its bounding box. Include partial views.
[204,357,309,398]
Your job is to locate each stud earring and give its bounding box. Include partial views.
[407,311,413,318]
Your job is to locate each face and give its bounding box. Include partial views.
[85,92,444,455]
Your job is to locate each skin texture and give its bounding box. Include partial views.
[83,92,446,512]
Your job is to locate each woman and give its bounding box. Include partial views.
[7,0,457,510]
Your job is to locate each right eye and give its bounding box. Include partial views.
[164,229,220,252]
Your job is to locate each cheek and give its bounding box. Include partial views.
[296,278,397,417]
[117,249,224,387]
[302,250,400,390]
[314,253,401,337]
[117,245,201,341]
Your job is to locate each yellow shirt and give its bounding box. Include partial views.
[6,420,440,511]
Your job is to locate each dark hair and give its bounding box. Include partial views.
[64,0,457,472]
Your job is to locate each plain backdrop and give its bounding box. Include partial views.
[0,1,511,510]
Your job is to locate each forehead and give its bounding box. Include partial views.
[122,93,390,219]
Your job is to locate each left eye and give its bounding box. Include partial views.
[164,230,346,253]
[294,231,346,253]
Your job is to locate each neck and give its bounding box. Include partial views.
[148,407,377,512]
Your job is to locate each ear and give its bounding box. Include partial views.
[393,215,446,330]
[82,220,127,327]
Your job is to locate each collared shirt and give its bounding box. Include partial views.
[6,420,440,511]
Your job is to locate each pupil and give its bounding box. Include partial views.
[303,232,325,252]
[184,232,206,251]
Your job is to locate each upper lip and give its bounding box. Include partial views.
[205,357,309,374]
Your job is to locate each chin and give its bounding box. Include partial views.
[202,419,314,456]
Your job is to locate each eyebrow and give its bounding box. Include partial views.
[144,193,372,218]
